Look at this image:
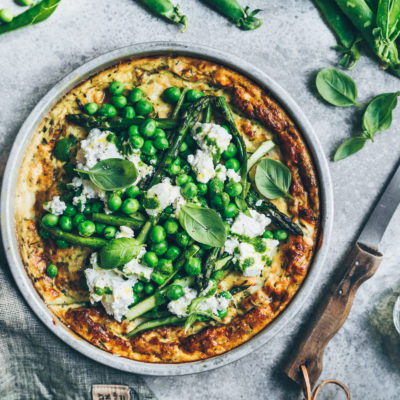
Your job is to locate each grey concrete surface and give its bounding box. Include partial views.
[1,0,400,399]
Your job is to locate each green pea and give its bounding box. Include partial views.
[109,81,125,95]
[175,232,190,248]
[162,87,181,103]
[168,163,181,176]
[142,140,156,156]
[83,203,92,215]
[95,223,106,234]
[150,225,166,243]
[47,263,58,277]
[128,88,143,103]
[54,138,74,162]
[212,270,224,281]
[150,271,165,285]
[0,9,13,23]
[135,100,152,116]
[262,230,274,239]
[78,220,95,237]
[129,135,144,149]
[165,245,181,261]
[176,174,189,186]
[93,286,104,296]
[59,216,72,232]
[104,226,117,239]
[130,293,141,307]
[129,125,139,135]
[182,182,197,199]
[39,228,50,240]
[223,203,238,219]
[218,308,229,319]
[164,219,179,235]
[186,89,204,103]
[166,284,184,300]
[184,257,201,276]
[42,213,59,228]
[56,240,69,249]
[143,283,154,295]
[274,229,288,240]
[164,205,174,215]
[211,192,230,210]
[140,119,157,138]
[179,141,188,153]
[151,240,169,256]
[123,106,135,119]
[133,281,144,294]
[98,103,117,117]
[107,132,118,145]
[158,258,173,274]
[208,178,224,194]
[223,143,237,159]
[108,194,122,211]
[122,198,139,214]
[225,181,242,197]
[72,213,85,228]
[62,204,76,217]
[143,251,159,268]
[126,185,140,198]
[225,158,240,172]
[153,136,169,150]
[84,102,99,115]
[112,95,127,109]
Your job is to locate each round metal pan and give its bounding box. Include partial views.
[1,42,333,375]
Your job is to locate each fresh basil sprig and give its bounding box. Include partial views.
[334,91,400,161]
[75,158,138,191]
[255,158,293,200]
[99,238,142,269]
[0,0,60,35]
[316,68,359,107]
[179,204,227,247]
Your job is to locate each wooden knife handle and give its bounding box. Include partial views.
[284,242,383,388]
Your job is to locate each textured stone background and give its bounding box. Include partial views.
[1,0,400,399]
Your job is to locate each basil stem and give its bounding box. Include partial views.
[0,0,60,35]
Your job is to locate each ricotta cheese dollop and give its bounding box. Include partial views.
[231,210,271,238]
[167,287,197,317]
[187,150,215,183]
[192,122,232,156]
[43,196,66,216]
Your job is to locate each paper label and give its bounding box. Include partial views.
[92,384,130,400]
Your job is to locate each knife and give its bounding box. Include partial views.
[284,160,400,389]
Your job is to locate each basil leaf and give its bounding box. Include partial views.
[362,92,400,136]
[99,238,142,269]
[316,68,359,107]
[334,137,367,161]
[76,158,138,191]
[255,158,292,199]
[0,0,60,35]
[179,204,227,247]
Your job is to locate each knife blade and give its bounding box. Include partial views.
[284,160,400,390]
[358,160,400,250]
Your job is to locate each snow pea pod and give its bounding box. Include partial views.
[138,0,187,31]
[313,0,361,69]
[201,0,262,30]
[0,0,60,35]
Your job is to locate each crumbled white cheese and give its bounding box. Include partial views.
[115,226,135,239]
[187,150,215,183]
[231,210,271,238]
[72,179,107,212]
[85,264,138,322]
[215,164,227,181]
[226,168,241,183]
[145,178,184,217]
[197,295,230,317]
[167,287,197,317]
[43,196,66,216]
[192,122,232,156]
[224,236,240,255]
[76,128,122,170]
[71,177,83,188]
[255,200,263,207]
[121,247,153,280]
[127,152,154,184]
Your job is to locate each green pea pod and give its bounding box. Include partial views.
[0,0,60,35]
[313,0,362,69]
[138,0,188,32]
[201,0,262,30]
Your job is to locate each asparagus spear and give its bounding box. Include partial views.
[171,87,189,119]
[127,315,185,338]
[41,224,108,248]
[92,212,145,230]
[66,114,177,131]
[199,248,219,290]
[246,189,303,236]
